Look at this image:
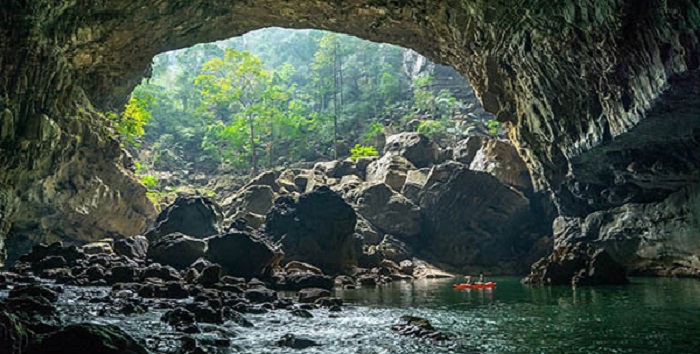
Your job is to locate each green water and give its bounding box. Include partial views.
[336,277,700,353]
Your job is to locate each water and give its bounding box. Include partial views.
[8,277,700,353]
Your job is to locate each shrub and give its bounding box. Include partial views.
[349,144,379,161]
[140,175,158,191]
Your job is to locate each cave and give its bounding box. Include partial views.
[0,1,699,352]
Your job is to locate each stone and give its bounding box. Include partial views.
[377,235,413,263]
[145,196,222,241]
[384,133,440,168]
[284,261,323,275]
[205,231,283,279]
[113,236,148,260]
[356,183,421,238]
[28,323,148,354]
[452,136,483,165]
[161,307,196,326]
[469,138,532,191]
[391,316,449,341]
[195,264,222,287]
[147,233,207,270]
[142,264,181,282]
[81,242,113,255]
[418,162,545,273]
[523,243,629,286]
[282,272,334,291]
[298,288,330,303]
[365,154,415,191]
[401,168,431,204]
[265,187,357,274]
[244,287,277,304]
[276,334,320,349]
[222,185,275,222]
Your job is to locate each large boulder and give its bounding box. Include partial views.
[384,133,439,168]
[356,183,421,238]
[145,196,222,241]
[469,138,532,191]
[365,154,415,191]
[28,323,148,354]
[205,231,283,279]
[523,243,629,286]
[419,162,544,273]
[266,187,357,274]
[452,136,483,165]
[401,168,431,204]
[147,233,207,270]
[222,185,276,228]
[113,236,148,260]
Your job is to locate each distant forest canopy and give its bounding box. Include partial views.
[114,27,501,179]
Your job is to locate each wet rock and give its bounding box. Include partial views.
[147,233,207,270]
[290,309,313,318]
[356,183,422,238]
[244,287,277,304]
[195,264,222,287]
[161,307,196,326]
[108,265,141,284]
[523,243,629,286]
[113,236,149,260]
[314,297,342,308]
[145,196,223,241]
[142,264,181,282]
[384,133,440,168]
[9,284,59,303]
[266,187,357,274]
[391,315,450,341]
[276,334,320,349]
[282,272,333,291]
[28,323,148,354]
[185,303,223,324]
[298,288,330,303]
[222,308,253,327]
[205,231,282,279]
[0,311,32,354]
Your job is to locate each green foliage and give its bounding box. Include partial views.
[349,144,379,161]
[487,120,501,135]
[417,120,448,139]
[363,122,385,143]
[140,175,158,191]
[111,94,154,146]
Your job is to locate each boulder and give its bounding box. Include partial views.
[223,185,275,221]
[298,288,330,303]
[523,243,629,286]
[401,168,431,204]
[452,136,483,165]
[314,159,357,178]
[419,162,542,273]
[277,334,320,349]
[356,183,421,238]
[81,242,112,255]
[469,138,532,191]
[384,133,439,168]
[113,236,148,260]
[365,154,415,191]
[377,235,413,263]
[355,216,383,245]
[145,196,222,241]
[147,233,207,270]
[205,231,283,279]
[266,187,357,274]
[390,316,449,341]
[28,324,148,354]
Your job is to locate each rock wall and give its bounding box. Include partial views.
[1,1,698,273]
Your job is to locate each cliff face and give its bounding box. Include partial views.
[1,1,698,273]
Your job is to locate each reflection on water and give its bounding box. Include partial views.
[8,277,698,353]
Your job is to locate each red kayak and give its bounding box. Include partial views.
[453,282,496,289]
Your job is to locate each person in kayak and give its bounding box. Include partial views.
[465,275,472,284]
[479,271,485,283]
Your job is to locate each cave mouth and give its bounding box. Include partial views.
[122,27,500,205]
[108,27,552,278]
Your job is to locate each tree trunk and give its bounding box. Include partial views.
[332,43,339,160]
[249,114,257,173]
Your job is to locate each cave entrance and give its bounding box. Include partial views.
[120,28,499,207]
